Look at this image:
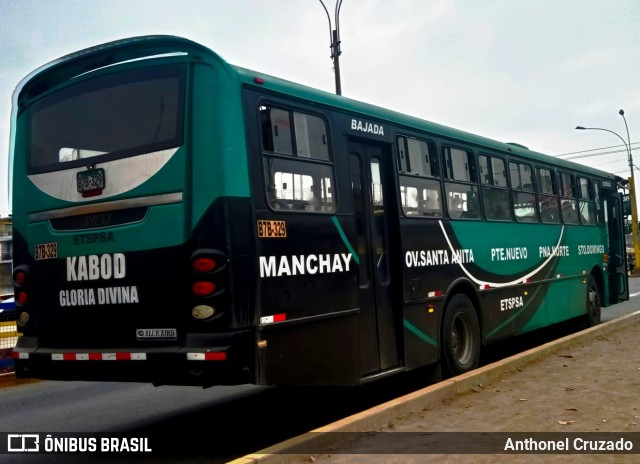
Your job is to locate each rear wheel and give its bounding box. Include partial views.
[586,275,601,327]
[441,294,481,377]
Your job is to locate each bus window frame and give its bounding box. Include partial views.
[258,102,336,214]
[509,160,538,223]
[536,166,561,224]
[559,171,580,225]
[27,63,187,175]
[577,176,597,226]
[479,153,512,222]
[396,134,443,218]
[442,145,481,220]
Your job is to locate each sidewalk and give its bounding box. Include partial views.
[232,311,640,464]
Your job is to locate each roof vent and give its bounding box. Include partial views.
[506,142,529,150]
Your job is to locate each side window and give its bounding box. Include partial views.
[479,154,511,221]
[578,177,596,225]
[397,136,442,217]
[260,105,329,160]
[536,167,560,224]
[559,172,579,225]
[593,180,603,224]
[260,105,335,212]
[261,107,293,155]
[510,161,537,223]
[443,147,479,219]
[443,147,476,182]
[293,112,329,160]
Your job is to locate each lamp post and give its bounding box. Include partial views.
[318,0,343,96]
[619,109,634,182]
[576,124,640,272]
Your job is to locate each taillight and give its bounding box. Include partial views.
[13,265,30,326]
[15,271,26,285]
[193,258,216,273]
[190,250,227,320]
[192,281,216,296]
[13,266,29,287]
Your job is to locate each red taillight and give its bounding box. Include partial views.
[193,281,216,296]
[15,271,26,285]
[193,258,216,273]
[17,292,27,305]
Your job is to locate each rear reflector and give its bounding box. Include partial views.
[51,352,147,361]
[260,313,287,324]
[187,352,227,361]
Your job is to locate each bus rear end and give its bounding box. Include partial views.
[11,36,254,387]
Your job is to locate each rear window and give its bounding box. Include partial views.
[28,65,185,173]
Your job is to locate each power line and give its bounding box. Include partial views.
[557,141,640,157]
[593,158,626,167]
[560,147,640,161]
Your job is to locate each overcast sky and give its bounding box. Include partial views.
[1,0,640,217]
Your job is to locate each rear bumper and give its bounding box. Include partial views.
[12,330,254,387]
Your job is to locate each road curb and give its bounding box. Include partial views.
[227,310,640,464]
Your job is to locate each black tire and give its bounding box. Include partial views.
[586,275,601,327]
[441,294,481,377]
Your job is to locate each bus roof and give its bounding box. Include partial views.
[231,65,617,181]
[15,34,619,182]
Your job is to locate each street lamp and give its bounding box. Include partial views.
[619,110,633,182]
[318,0,344,96]
[576,122,640,273]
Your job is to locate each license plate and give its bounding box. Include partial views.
[77,168,105,193]
[35,242,58,260]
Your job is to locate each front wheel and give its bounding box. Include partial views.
[586,275,601,327]
[441,294,481,378]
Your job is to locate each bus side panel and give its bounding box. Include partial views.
[243,90,360,386]
[399,219,445,370]
[253,213,360,386]
[257,312,359,386]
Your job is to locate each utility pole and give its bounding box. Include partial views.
[619,110,640,273]
[318,0,344,95]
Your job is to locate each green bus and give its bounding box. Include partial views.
[10,35,629,387]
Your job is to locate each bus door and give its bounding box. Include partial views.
[348,140,400,376]
[606,192,629,302]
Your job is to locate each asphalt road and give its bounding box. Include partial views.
[1,278,639,464]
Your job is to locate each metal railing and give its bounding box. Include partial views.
[0,320,17,373]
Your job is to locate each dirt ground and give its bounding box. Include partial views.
[292,318,640,464]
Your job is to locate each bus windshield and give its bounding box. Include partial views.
[28,64,185,173]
